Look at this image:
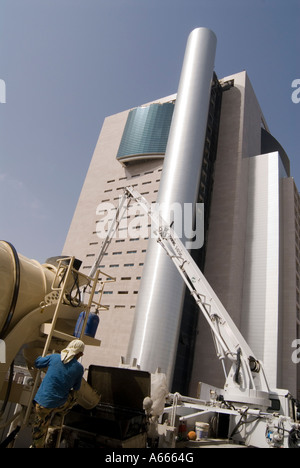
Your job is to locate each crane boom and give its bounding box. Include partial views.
[92,186,273,407]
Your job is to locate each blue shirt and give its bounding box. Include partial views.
[34,354,84,409]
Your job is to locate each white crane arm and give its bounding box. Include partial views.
[92,186,271,404]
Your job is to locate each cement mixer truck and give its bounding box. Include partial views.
[0,241,105,445]
[0,239,156,449]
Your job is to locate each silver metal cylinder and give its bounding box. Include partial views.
[127,28,217,386]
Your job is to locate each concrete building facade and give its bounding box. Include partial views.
[62,53,299,398]
[62,92,176,372]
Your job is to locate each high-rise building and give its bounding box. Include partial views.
[62,29,299,399]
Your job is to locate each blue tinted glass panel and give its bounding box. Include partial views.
[117,102,174,162]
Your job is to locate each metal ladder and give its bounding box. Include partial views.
[22,257,107,430]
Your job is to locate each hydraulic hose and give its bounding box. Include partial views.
[0,242,20,418]
[0,241,20,339]
[0,424,21,448]
[234,347,241,384]
[0,361,14,417]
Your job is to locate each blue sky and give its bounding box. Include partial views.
[0,0,299,263]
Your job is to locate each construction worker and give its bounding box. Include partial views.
[31,339,85,448]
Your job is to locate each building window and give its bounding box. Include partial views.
[116,102,174,164]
